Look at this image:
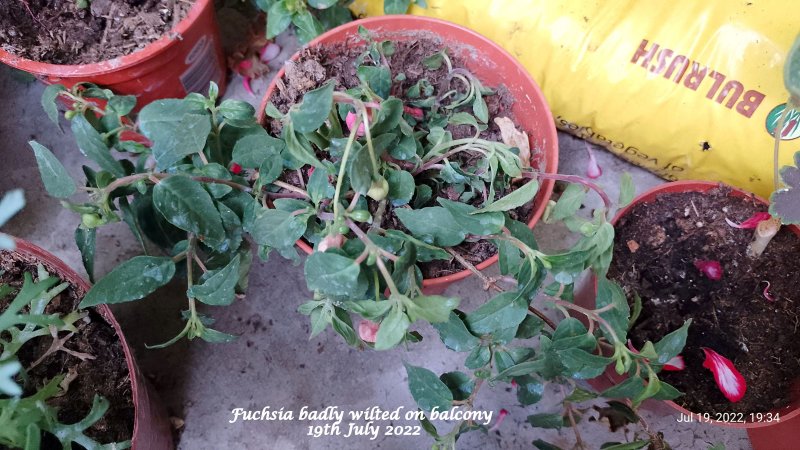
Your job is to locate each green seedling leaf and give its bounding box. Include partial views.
[152,176,225,247]
[473,90,489,123]
[189,255,241,305]
[81,256,175,307]
[75,227,96,283]
[266,0,293,38]
[404,363,453,413]
[291,82,335,133]
[473,179,539,214]
[29,141,76,198]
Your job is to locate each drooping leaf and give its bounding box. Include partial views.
[374,305,410,350]
[266,0,292,38]
[138,99,211,169]
[80,256,175,307]
[304,252,366,297]
[75,227,96,283]
[71,114,126,177]
[41,84,67,129]
[249,206,309,250]
[395,207,465,246]
[29,141,76,198]
[404,363,453,413]
[432,312,480,352]
[473,179,539,214]
[152,176,225,247]
[465,291,528,335]
[550,183,586,221]
[188,255,241,305]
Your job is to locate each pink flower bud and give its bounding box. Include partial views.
[358,320,380,343]
[585,144,602,179]
[702,348,746,403]
[260,42,281,62]
[489,409,508,432]
[725,212,771,229]
[694,260,723,280]
[230,163,243,175]
[318,234,345,252]
[403,105,424,120]
[345,111,365,137]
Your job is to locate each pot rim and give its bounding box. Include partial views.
[0,0,211,76]
[256,15,558,287]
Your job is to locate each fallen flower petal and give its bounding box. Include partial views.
[345,111,366,137]
[725,212,771,229]
[489,409,509,432]
[702,348,746,403]
[762,281,775,302]
[663,355,685,371]
[358,320,380,343]
[242,77,254,96]
[694,260,723,280]
[260,42,281,62]
[585,142,602,179]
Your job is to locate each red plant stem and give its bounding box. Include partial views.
[523,171,612,209]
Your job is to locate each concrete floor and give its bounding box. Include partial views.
[0,31,751,450]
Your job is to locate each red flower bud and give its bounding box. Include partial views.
[403,105,424,120]
[694,260,723,280]
[358,320,380,343]
[230,163,243,175]
[702,348,746,403]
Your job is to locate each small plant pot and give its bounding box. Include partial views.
[0,0,226,108]
[9,238,173,449]
[575,180,800,447]
[257,15,558,294]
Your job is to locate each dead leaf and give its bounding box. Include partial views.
[494,117,530,168]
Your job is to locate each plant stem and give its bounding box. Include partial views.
[360,107,380,174]
[272,180,309,198]
[333,118,362,220]
[103,172,252,196]
[523,171,612,209]
[546,297,621,345]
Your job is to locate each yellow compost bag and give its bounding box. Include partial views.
[352,0,800,197]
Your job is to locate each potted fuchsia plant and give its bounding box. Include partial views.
[30,17,698,449]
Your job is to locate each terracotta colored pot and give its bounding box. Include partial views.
[0,0,226,108]
[575,180,800,447]
[9,239,173,449]
[257,15,558,294]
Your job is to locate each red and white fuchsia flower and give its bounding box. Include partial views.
[702,348,746,403]
[358,320,380,343]
[694,259,723,281]
[725,212,772,229]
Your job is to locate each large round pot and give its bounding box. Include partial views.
[8,238,173,449]
[257,15,558,294]
[0,0,226,108]
[576,180,800,448]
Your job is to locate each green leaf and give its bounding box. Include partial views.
[70,114,125,177]
[437,198,504,235]
[465,291,528,335]
[384,0,411,14]
[404,295,459,323]
[551,318,595,350]
[249,206,308,250]
[358,66,391,99]
[652,381,682,400]
[152,176,225,247]
[653,319,691,365]
[266,0,292,38]
[527,413,564,429]
[370,98,404,135]
[439,371,474,401]
[138,99,211,170]
[404,363,454,413]
[0,189,24,228]
[291,82,335,133]
[292,9,324,43]
[0,360,22,396]
[188,255,241,305]
[533,439,564,450]
[595,278,630,343]
[600,441,651,450]
[308,0,338,7]
[395,207,465,246]
[551,183,586,221]
[565,387,598,403]
[618,172,635,208]
[232,133,283,168]
[375,306,410,350]
[80,256,175,307]
[108,95,137,116]
[347,142,372,195]
[307,166,335,204]
[465,345,491,369]
[305,252,365,297]
[601,376,645,399]
[432,312,480,352]
[473,179,539,214]
[345,300,392,320]
[473,90,489,123]
[386,169,415,206]
[75,227,96,283]
[559,348,612,379]
[41,84,66,129]
[29,141,76,199]
[200,327,237,343]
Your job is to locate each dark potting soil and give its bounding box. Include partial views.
[608,188,800,415]
[0,252,134,446]
[268,37,537,278]
[0,0,191,65]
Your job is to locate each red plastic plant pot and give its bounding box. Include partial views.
[0,0,226,109]
[9,238,173,449]
[257,15,559,294]
[574,180,800,447]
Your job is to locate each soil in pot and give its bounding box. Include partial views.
[608,187,800,415]
[0,0,192,64]
[267,35,539,278]
[0,251,134,445]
